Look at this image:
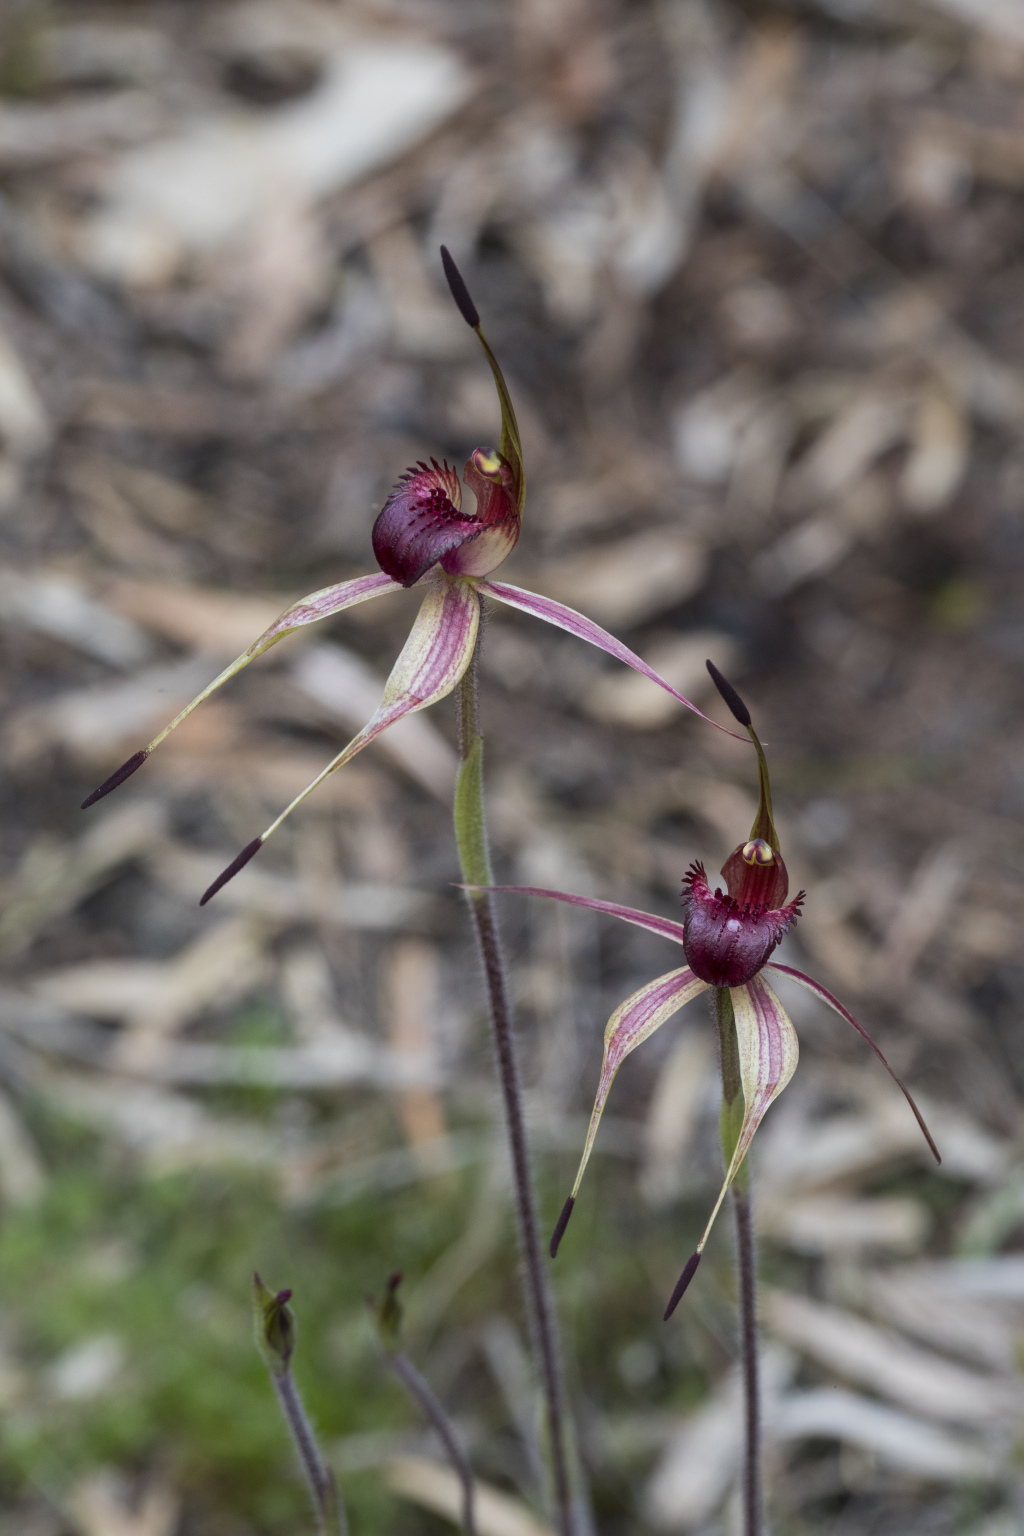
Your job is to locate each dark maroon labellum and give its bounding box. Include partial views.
[680,841,803,988]
[372,459,470,587]
[371,454,519,588]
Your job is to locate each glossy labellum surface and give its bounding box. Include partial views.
[681,841,803,987]
[371,451,520,588]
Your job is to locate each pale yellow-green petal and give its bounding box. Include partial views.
[692,973,799,1257]
[569,966,710,1202]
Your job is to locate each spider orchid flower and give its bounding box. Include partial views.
[81,249,740,904]
[479,662,940,1319]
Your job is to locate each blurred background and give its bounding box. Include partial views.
[1,0,1023,1532]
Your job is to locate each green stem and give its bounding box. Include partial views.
[454,635,580,1536]
[714,987,761,1536]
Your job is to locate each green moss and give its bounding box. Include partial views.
[0,1096,712,1533]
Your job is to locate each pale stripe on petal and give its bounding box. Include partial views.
[569,966,709,1200]
[479,579,744,738]
[693,974,799,1255]
[478,885,688,946]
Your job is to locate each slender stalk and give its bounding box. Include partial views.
[713,988,761,1536]
[255,1278,346,1536]
[453,634,578,1536]
[272,1369,347,1536]
[732,1185,760,1536]
[389,1349,478,1536]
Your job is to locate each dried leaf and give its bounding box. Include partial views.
[775,1389,998,1482]
[584,632,739,729]
[66,1471,179,1536]
[385,1453,554,1536]
[382,939,450,1166]
[645,1348,795,1528]
[539,531,707,629]
[764,1289,1024,1424]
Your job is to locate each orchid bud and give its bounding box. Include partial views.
[253,1273,295,1378]
[368,1271,403,1354]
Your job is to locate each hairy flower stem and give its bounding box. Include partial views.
[389,1350,478,1536]
[454,635,579,1536]
[733,1185,760,1536]
[272,1369,346,1536]
[714,987,762,1536]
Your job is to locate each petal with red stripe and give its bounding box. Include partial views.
[552,966,709,1254]
[475,884,689,947]
[767,963,939,1163]
[687,974,799,1265]
[479,580,746,739]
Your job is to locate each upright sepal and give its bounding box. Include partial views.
[552,966,709,1254]
[706,660,777,849]
[440,245,524,514]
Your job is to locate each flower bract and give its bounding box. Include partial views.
[480,661,940,1319]
[81,249,741,904]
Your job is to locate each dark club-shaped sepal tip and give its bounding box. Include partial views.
[550,1195,575,1258]
[440,245,480,328]
[200,838,262,906]
[663,1251,701,1321]
[81,750,148,808]
[705,661,751,728]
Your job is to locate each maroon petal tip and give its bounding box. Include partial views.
[440,244,480,328]
[705,661,751,728]
[663,1251,701,1320]
[81,750,148,809]
[199,838,262,906]
[550,1195,575,1258]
